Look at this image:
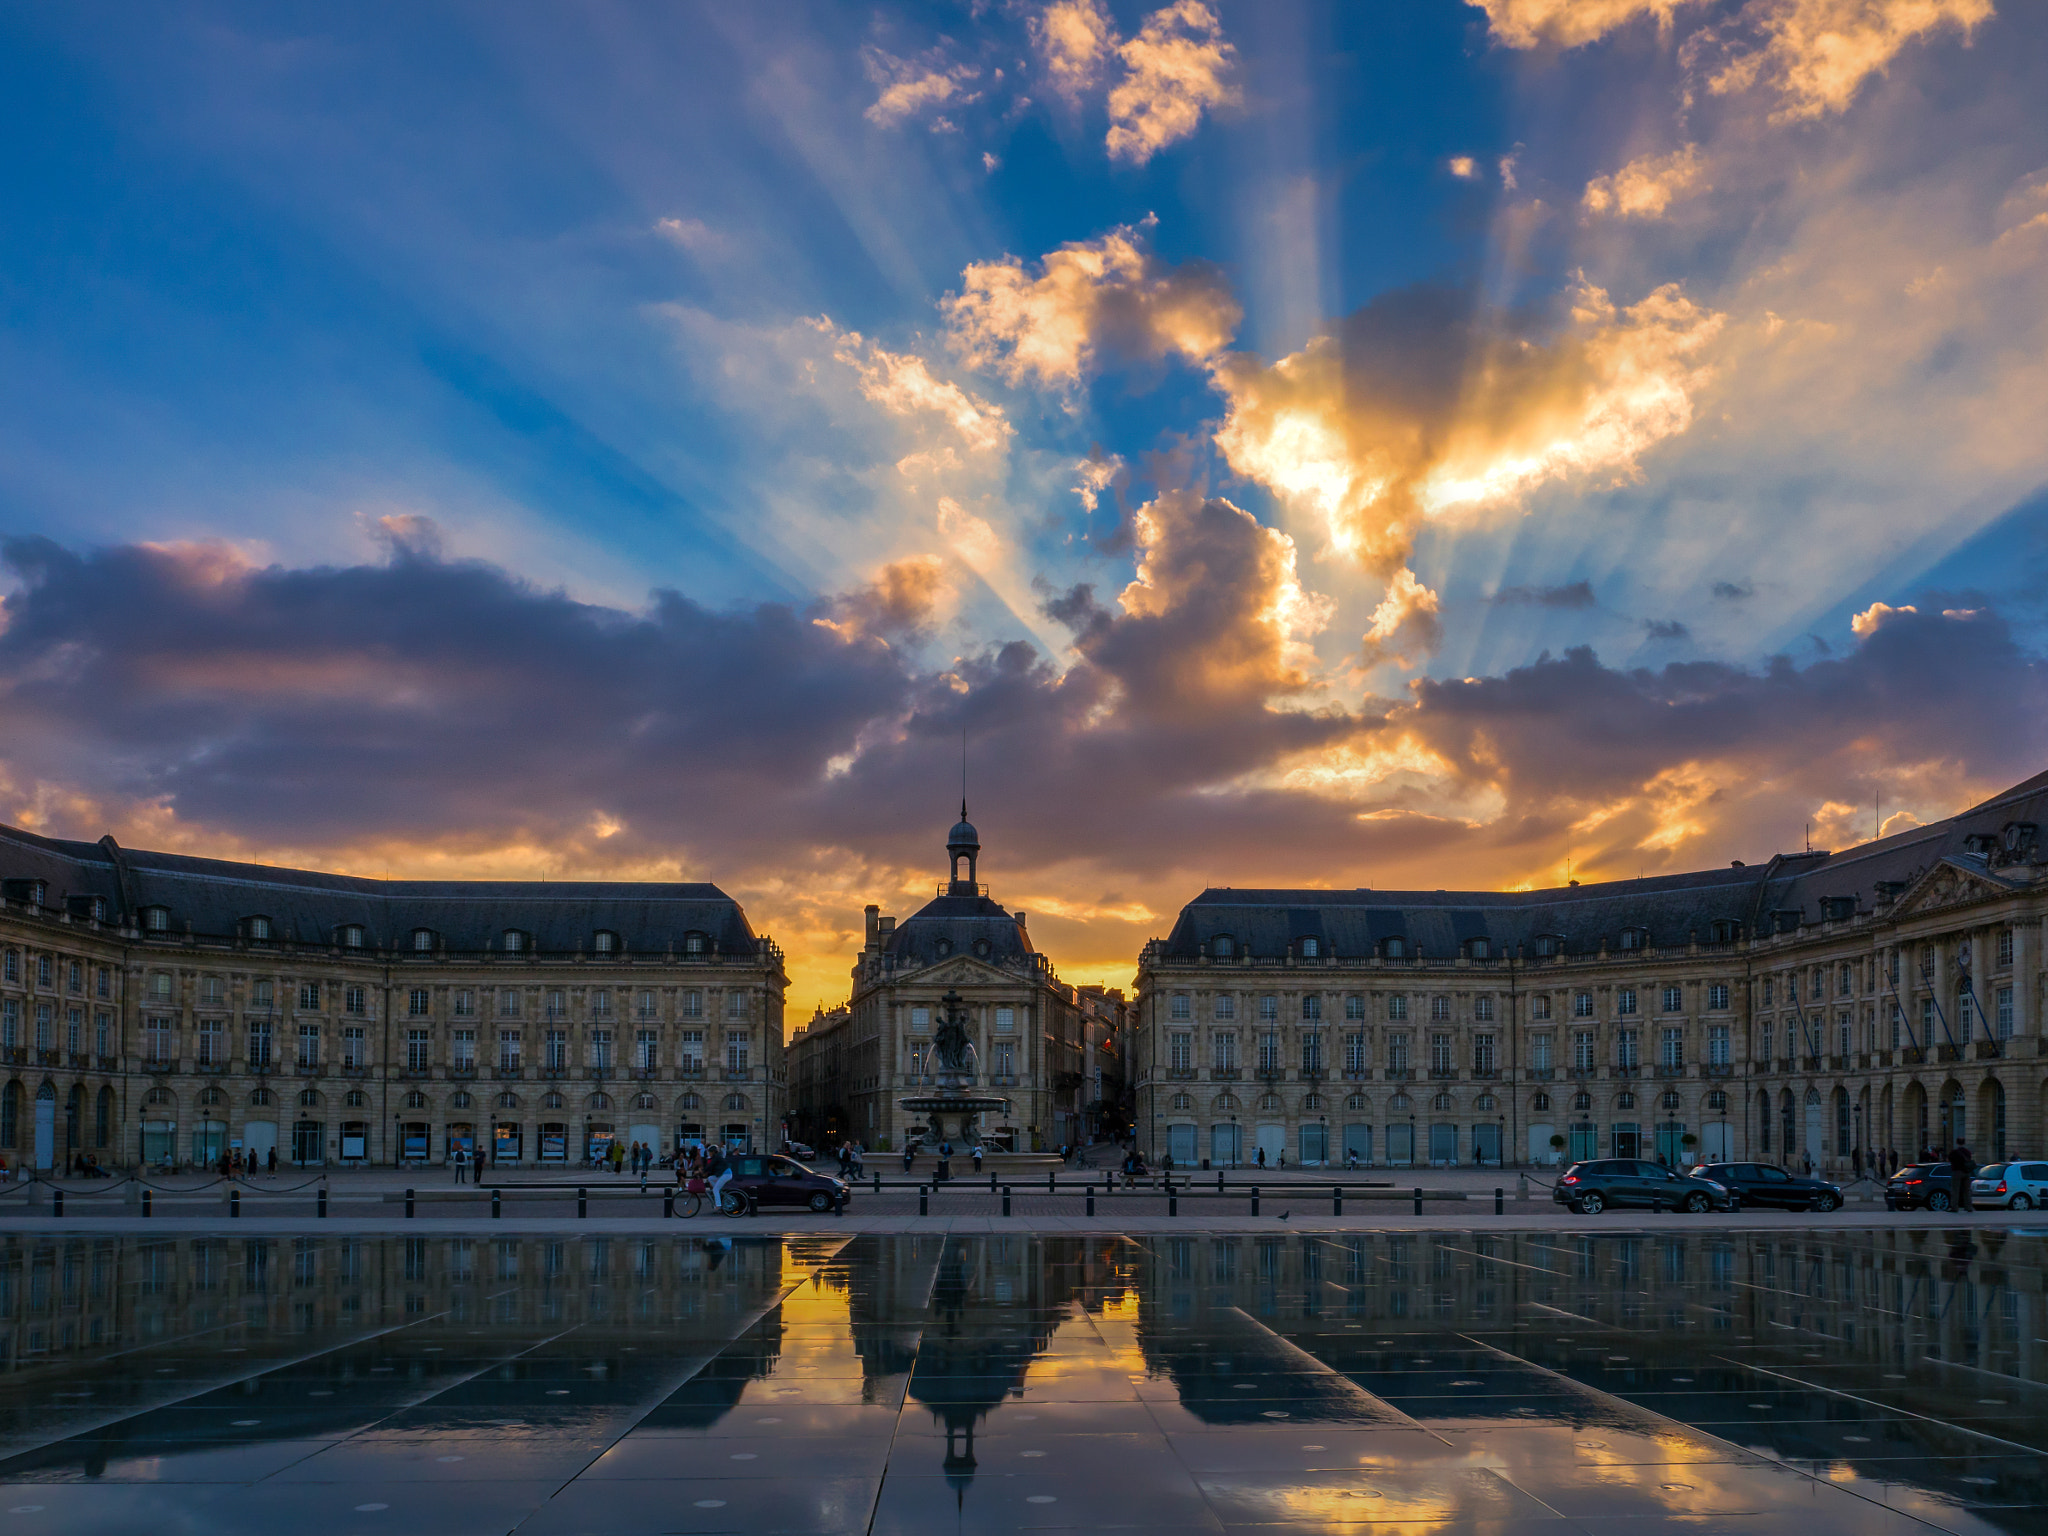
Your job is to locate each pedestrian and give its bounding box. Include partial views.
[610,1139,625,1175]
[453,1144,468,1184]
[267,1147,277,1174]
[902,1142,915,1173]
[972,1143,984,1173]
[1950,1141,1975,1210]
[1255,1145,1266,1169]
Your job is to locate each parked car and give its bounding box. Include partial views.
[1693,1162,1843,1212]
[1885,1163,1961,1211]
[721,1154,849,1213]
[781,1141,817,1161]
[1553,1159,1734,1214]
[1971,1161,2048,1210]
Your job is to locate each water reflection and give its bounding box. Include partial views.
[0,1228,2041,1532]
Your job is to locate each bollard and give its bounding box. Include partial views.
[406,1187,416,1219]
[317,1186,328,1219]
[1002,1186,1011,1217]
[1049,1171,1056,1193]
[1217,1171,1224,1193]
[1169,1191,1178,1217]
[52,1188,62,1218]
[1650,1194,1663,1214]
[1413,1187,1422,1216]
[1518,1172,1529,1201]
[1333,1186,1343,1217]
[663,1190,674,1219]
[873,1172,881,1195]
[492,1188,502,1219]
[990,1172,997,1194]
[141,1188,152,1218]
[1086,1192,1095,1217]
[230,1188,241,1219]
[1495,1187,1504,1216]
[919,1186,928,1216]
[1251,1185,1260,1217]
[578,1187,587,1219]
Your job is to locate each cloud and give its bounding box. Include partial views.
[1850,599,1916,637]
[1711,580,1755,601]
[1362,568,1443,669]
[1695,0,1995,121]
[862,48,980,129]
[1642,617,1691,640]
[1072,450,1124,512]
[819,321,1011,457]
[1031,0,1117,102]
[1209,279,1725,578]
[1491,580,1598,608]
[1105,1,1239,165]
[819,556,952,645]
[942,222,1240,389]
[1582,144,1707,218]
[654,216,728,256]
[1449,155,1480,179]
[1475,0,1704,51]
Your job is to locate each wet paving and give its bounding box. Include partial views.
[0,1227,2041,1533]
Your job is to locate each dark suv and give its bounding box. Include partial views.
[1553,1159,1733,1214]
[1885,1163,1963,1211]
[1694,1162,1842,1212]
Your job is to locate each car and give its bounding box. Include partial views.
[1886,1163,1962,1210]
[721,1153,849,1214]
[1552,1158,1734,1215]
[781,1141,817,1161]
[1693,1162,1843,1212]
[1971,1161,2048,1210]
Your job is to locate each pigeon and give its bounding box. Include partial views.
[1278,1210,1290,1220]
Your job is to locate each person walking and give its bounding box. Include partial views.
[971,1142,984,1174]
[453,1145,468,1184]
[1950,1141,1976,1211]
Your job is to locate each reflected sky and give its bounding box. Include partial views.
[0,1228,2040,1533]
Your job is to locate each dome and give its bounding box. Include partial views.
[948,818,980,850]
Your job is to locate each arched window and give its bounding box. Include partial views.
[1212,935,1235,958]
[412,928,436,952]
[250,1086,273,1106]
[679,1092,701,1111]
[503,929,527,953]
[634,1092,657,1111]
[1616,1091,1636,1110]
[724,1093,748,1112]
[449,1089,472,1110]
[1171,1092,1192,1110]
[299,1089,321,1108]
[1705,1089,1727,1111]
[1300,936,1320,959]
[683,932,706,956]
[1383,937,1406,959]
[1531,1091,1551,1112]
[1345,1093,1367,1111]
[593,930,618,955]
[1467,937,1490,960]
[497,1091,520,1109]
[404,1089,428,1110]
[588,1092,612,1111]
[245,915,272,941]
[344,1089,366,1108]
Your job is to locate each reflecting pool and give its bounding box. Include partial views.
[0,1228,2042,1532]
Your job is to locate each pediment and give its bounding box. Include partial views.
[1889,859,2022,920]
[905,957,1011,988]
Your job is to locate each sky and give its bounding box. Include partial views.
[2,0,2045,1016]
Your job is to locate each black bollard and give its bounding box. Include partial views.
[873,1172,881,1195]
[1217,1170,1224,1193]
[1251,1185,1260,1217]
[663,1190,674,1219]
[52,1188,62,1218]
[1413,1187,1422,1216]
[141,1188,152,1218]
[578,1187,587,1219]
[919,1186,928,1216]
[1002,1186,1011,1217]
[1495,1187,1504,1216]
[317,1186,328,1219]
[491,1188,502,1220]
[1086,1192,1095,1217]
[1333,1186,1342,1216]
[406,1187,416,1219]
[990,1172,997,1194]
[1169,1191,1178,1217]
[1049,1170,1056,1193]
[230,1188,241,1219]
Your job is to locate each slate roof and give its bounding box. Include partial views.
[883,893,1037,969]
[0,825,764,957]
[1158,768,2048,961]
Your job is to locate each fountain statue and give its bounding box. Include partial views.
[899,989,1011,1150]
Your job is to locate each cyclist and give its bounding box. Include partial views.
[703,1142,733,1213]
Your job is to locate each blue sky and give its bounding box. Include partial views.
[2,0,2044,1002]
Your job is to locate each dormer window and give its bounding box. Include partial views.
[245,915,272,941]
[1821,897,1856,922]
[1534,934,1559,958]
[593,930,617,955]
[1618,928,1646,951]
[503,929,527,953]
[935,939,952,957]
[1708,919,1739,944]
[973,938,991,958]
[1383,937,1406,959]
[1467,937,1490,960]
[142,905,170,933]
[412,928,436,952]
[340,924,365,949]
[683,932,706,956]
[1211,934,1235,959]
[1299,936,1320,959]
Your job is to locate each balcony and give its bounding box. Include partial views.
[630,1067,659,1081]
[35,1049,59,1067]
[95,1055,118,1072]
[678,1065,706,1080]
[1165,1067,1197,1080]
[1801,1056,1822,1072]
[450,1065,477,1079]
[194,1060,228,1075]
[1974,1039,2004,1060]
[67,1052,90,1070]
[1609,1064,1641,1079]
[1383,1067,1414,1082]
[1342,1068,1372,1081]
[494,1066,525,1080]
[1654,1063,1686,1078]
[340,1065,371,1079]
[1937,1044,1963,1063]
[294,1063,323,1077]
[1210,1068,1241,1080]
[1705,1062,1734,1077]
[1901,1046,1926,1065]
[1827,1054,1848,1071]
[723,1067,751,1081]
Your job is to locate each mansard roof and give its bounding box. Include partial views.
[1157,766,2048,961]
[882,892,1036,969]
[0,824,765,957]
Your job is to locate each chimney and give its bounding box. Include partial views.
[864,904,880,952]
[878,915,896,935]
[1014,911,1028,929]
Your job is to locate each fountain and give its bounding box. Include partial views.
[899,988,1011,1152]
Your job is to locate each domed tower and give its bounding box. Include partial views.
[946,802,981,895]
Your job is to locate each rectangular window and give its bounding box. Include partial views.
[66,960,81,994]
[635,1029,657,1070]
[1617,1030,1639,1068]
[1708,1025,1729,1066]
[453,989,473,1017]
[1301,1033,1323,1072]
[1169,1033,1192,1071]
[680,1030,704,1070]
[593,990,613,1018]
[1661,985,1682,1012]
[407,1030,430,1073]
[64,1007,81,1055]
[910,1006,931,1032]
[342,1026,365,1068]
[1708,983,1730,1011]
[1388,995,1408,1022]
[1429,996,1450,1022]
[1761,978,1774,1005]
[1921,997,1937,1041]
[1890,1004,1902,1050]
[1301,994,1321,1022]
[409,988,430,1017]
[592,1030,613,1070]
[545,1030,567,1070]
[1213,995,1235,1020]
[498,1030,521,1070]
[94,1012,110,1056]
[36,955,52,988]
[346,986,366,1016]
[1429,1033,1453,1074]
[30,1003,49,1050]
[146,1015,173,1063]
[726,1030,750,1073]
[993,1040,1015,1076]
[1170,994,1191,1020]
[1573,1032,1595,1070]
[726,992,747,1019]
[1212,1033,1237,1071]
[248,1019,272,1068]
[1659,1027,1683,1068]
[1259,1032,1281,1070]
[196,1017,222,1066]
[1573,992,1594,1018]
[1617,988,1638,1016]
[1838,1014,1852,1056]
[95,967,110,1000]
[1344,1032,1367,1072]
[1531,1034,1552,1071]
[546,990,566,1020]
[1387,1033,1409,1073]
[453,1029,476,1070]
[994,1006,1015,1032]
[252,979,272,1009]
[681,991,702,1019]
[1259,995,1278,1021]
[500,990,520,1018]
[1532,994,1552,1020]
[1,951,13,982]
[298,1022,319,1068]
[1344,994,1364,1020]
[2,999,17,1047]
[1997,986,2015,1039]
[1838,963,1853,997]
[1998,929,2015,968]
[1473,1033,1495,1074]
[1474,995,1494,1022]
[299,982,320,1010]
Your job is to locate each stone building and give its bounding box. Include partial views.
[0,826,786,1170]
[784,810,1082,1152]
[1135,770,2048,1173]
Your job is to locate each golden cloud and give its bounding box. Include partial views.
[820,321,1012,456]
[1476,0,1702,50]
[862,50,980,129]
[1105,1,1239,165]
[1701,0,1995,121]
[1031,0,1117,102]
[1583,144,1707,218]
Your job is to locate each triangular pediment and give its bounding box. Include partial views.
[1889,858,2023,920]
[904,956,1012,988]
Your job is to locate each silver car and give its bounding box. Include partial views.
[1971,1161,2048,1210]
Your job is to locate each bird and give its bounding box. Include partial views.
[1278,1210,1289,1220]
